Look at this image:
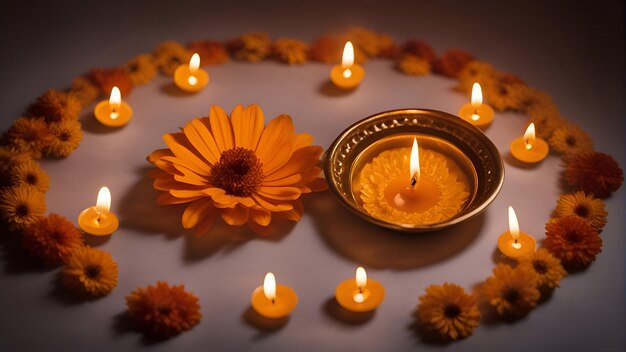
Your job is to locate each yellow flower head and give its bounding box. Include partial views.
[147,104,327,236]
[480,263,540,316]
[456,61,498,94]
[4,117,51,159]
[62,247,118,297]
[153,41,192,76]
[124,54,157,85]
[70,76,100,107]
[272,38,310,65]
[397,54,431,76]
[188,40,229,65]
[344,27,396,58]
[526,104,566,140]
[0,185,46,230]
[417,283,481,340]
[46,119,83,157]
[554,191,607,230]
[518,248,567,289]
[10,158,50,193]
[549,123,594,158]
[545,215,602,268]
[29,89,82,123]
[0,147,31,176]
[228,32,272,63]
[22,213,83,266]
[508,85,554,114]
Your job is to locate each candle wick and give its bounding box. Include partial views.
[410,176,417,187]
[271,299,275,304]
[96,211,101,223]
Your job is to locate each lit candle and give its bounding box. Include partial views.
[94,86,133,127]
[458,82,495,129]
[174,53,209,93]
[250,272,298,319]
[77,186,119,236]
[510,123,549,163]
[497,206,536,259]
[330,41,365,90]
[335,267,385,313]
[383,138,441,213]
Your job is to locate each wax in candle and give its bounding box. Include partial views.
[250,273,298,319]
[510,123,549,163]
[458,82,494,129]
[335,267,384,313]
[497,206,536,259]
[77,187,119,236]
[174,53,209,93]
[330,41,364,89]
[384,176,441,213]
[94,86,133,127]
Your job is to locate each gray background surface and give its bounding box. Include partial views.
[0,0,624,351]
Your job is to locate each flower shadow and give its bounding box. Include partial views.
[407,310,454,346]
[112,310,176,346]
[0,228,50,274]
[304,191,485,270]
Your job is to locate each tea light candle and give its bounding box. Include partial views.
[77,186,119,236]
[510,123,549,163]
[330,41,364,90]
[250,272,298,319]
[384,138,441,213]
[335,267,385,313]
[458,82,494,129]
[94,86,133,127]
[174,53,209,93]
[497,206,536,259]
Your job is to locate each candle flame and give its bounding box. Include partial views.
[263,272,277,302]
[471,82,483,107]
[356,267,367,289]
[341,41,354,69]
[508,206,520,242]
[109,86,121,120]
[188,75,198,86]
[410,138,420,186]
[524,123,536,150]
[96,186,111,214]
[189,53,200,73]
[342,68,352,79]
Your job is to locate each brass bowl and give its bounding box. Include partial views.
[324,108,504,232]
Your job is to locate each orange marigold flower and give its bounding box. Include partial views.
[62,247,118,297]
[397,54,431,76]
[554,191,607,231]
[455,61,497,94]
[227,32,272,63]
[0,185,46,230]
[188,40,229,65]
[126,281,201,337]
[309,35,341,64]
[124,54,157,85]
[565,152,623,198]
[344,27,396,58]
[433,49,475,78]
[401,39,436,64]
[0,147,31,177]
[147,104,327,236]
[88,68,134,97]
[518,248,567,289]
[153,41,192,76]
[3,117,51,159]
[22,213,83,266]
[545,215,602,268]
[480,264,540,316]
[549,123,593,158]
[272,38,310,65]
[507,85,553,114]
[526,104,566,140]
[70,76,100,106]
[46,119,83,158]
[10,158,49,193]
[417,283,481,341]
[29,89,82,123]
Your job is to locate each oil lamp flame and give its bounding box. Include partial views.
[356,267,367,289]
[189,53,200,72]
[263,272,277,302]
[471,82,483,108]
[508,206,520,243]
[108,86,121,119]
[410,138,420,186]
[96,186,111,214]
[524,123,536,150]
[341,41,354,77]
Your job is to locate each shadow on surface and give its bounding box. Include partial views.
[318,80,355,97]
[503,152,543,170]
[407,310,453,346]
[79,110,123,134]
[0,229,50,274]
[160,82,195,97]
[47,273,98,306]
[242,306,289,339]
[113,311,177,346]
[323,296,375,326]
[305,191,485,269]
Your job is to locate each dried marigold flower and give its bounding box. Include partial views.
[545,215,602,268]
[88,68,134,97]
[344,27,396,58]
[188,40,229,65]
[124,54,157,85]
[22,213,83,266]
[0,185,46,230]
[518,249,567,289]
[565,152,623,198]
[227,32,272,63]
[3,117,51,159]
[507,85,553,114]
[10,158,49,193]
[417,283,481,340]
[433,49,475,78]
[401,39,436,64]
[554,191,608,230]
[483,80,520,111]
[526,104,567,140]
[397,54,431,76]
[309,35,341,64]
[46,119,83,158]
[126,281,202,337]
[480,263,540,317]
[0,147,31,176]
[272,38,310,65]
[549,123,594,158]
[70,76,100,106]
[29,89,82,123]
[153,41,192,76]
[62,247,118,297]
[455,61,497,94]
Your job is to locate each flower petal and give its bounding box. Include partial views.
[163,133,212,176]
[252,194,294,212]
[258,186,301,200]
[170,189,207,198]
[250,208,272,227]
[157,193,202,205]
[182,199,214,229]
[262,173,302,187]
[274,200,304,221]
[208,105,234,152]
[264,146,323,181]
[255,114,295,175]
[183,120,220,165]
[221,205,249,225]
[293,133,313,150]
[232,104,265,150]
[193,211,217,237]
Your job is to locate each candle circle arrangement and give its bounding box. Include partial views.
[0,27,623,343]
[324,108,504,232]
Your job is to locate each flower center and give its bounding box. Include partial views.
[443,304,461,318]
[159,306,172,315]
[209,147,263,197]
[574,204,589,218]
[16,204,29,217]
[533,260,548,274]
[59,131,71,142]
[565,230,582,243]
[85,265,101,278]
[503,288,519,303]
[26,173,37,185]
[565,136,577,147]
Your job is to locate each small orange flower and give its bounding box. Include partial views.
[565,152,623,198]
[344,27,396,58]
[70,76,100,106]
[401,39,436,64]
[62,247,118,297]
[554,191,607,231]
[526,104,566,140]
[433,49,475,78]
[480,264,540,316]
[88,68,134,97]
[126,281,201,337]
[124,54,157,85]
[188,40,229,65]
[227,32,272,63]
[153,41,192,76]
[272,38,310,65]
[29,89,82,123]
[22,213,83,266]
[455,61,497,94]
[508,85,553,114]
[0,185,46,230]
[517,249,567,289]
[549,123,594,158]
[309,35,342,64]
[46,119,83,158]
[397,54,431,76]
[3,117,51,159]
[545,215,602,268]
[10,158,50,193]
[0,147,31,176]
